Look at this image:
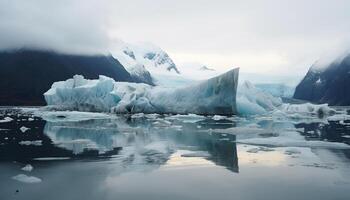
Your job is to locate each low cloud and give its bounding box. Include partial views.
[0,0,111,55]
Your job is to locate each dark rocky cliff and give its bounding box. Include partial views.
[0,49,135,106]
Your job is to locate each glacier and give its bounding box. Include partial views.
[44,68,239,115]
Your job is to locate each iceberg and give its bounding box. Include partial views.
[236,81,335,117]
[44,68,239,115]
[236,81,283,115]
[12,174,42,183]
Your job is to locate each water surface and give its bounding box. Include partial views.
[0,108,349,200]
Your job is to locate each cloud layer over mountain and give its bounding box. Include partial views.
[1,0,350,76]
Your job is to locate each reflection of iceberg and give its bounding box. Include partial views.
[44,68,239,115]
[42,116,239,172]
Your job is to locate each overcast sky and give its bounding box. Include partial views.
[1,0,350,77]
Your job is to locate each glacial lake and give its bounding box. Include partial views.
[0,107,350,200]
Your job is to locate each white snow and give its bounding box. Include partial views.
[112,40,180,85]
[0,117,13,123]
[315,78,322,84]
[21,164,33,172]
[20,126,30,133]
[44,68,239,115]
[12,174,42,183]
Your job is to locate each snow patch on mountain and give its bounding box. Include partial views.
[112,41,181,86]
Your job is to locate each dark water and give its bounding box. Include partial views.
[0,108,350,200]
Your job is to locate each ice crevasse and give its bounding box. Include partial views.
[44,68,240,115]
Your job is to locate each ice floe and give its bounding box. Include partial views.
[20,126,30,133]
[21,164,33,172]
[12,174,42,183]
[0,117,13,123]
[34,110,115,122]
[19,140,42,146]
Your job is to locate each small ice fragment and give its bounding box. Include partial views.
[19,140,42,146]
[21,164,33,172]
[28,118,34,121]
[0,117,13,123]
[12,174,42,183]
[20,126,30,133]
[212,115,227,121]
[131,113,145,118]
[33,157,70,161]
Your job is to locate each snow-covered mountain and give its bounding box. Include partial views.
[112,41,180,86]
[294,53,350,105]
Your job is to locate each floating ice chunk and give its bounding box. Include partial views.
[0,117,13,123]
[327,114,350,121]
[20,126,30,133]
[33,157,70,161]
[131,113,145,118]
[35,110,115,122]
[21,164,33,172]
[28,117,34,121]
[19,140,42,146]
[44,68,239,115]
[212,115,227,121]
[280,103,335,116]
[12,174,42,183]
[165,114,206,123]
[145,113,160,119]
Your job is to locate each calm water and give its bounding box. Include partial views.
[0,108,350,200]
